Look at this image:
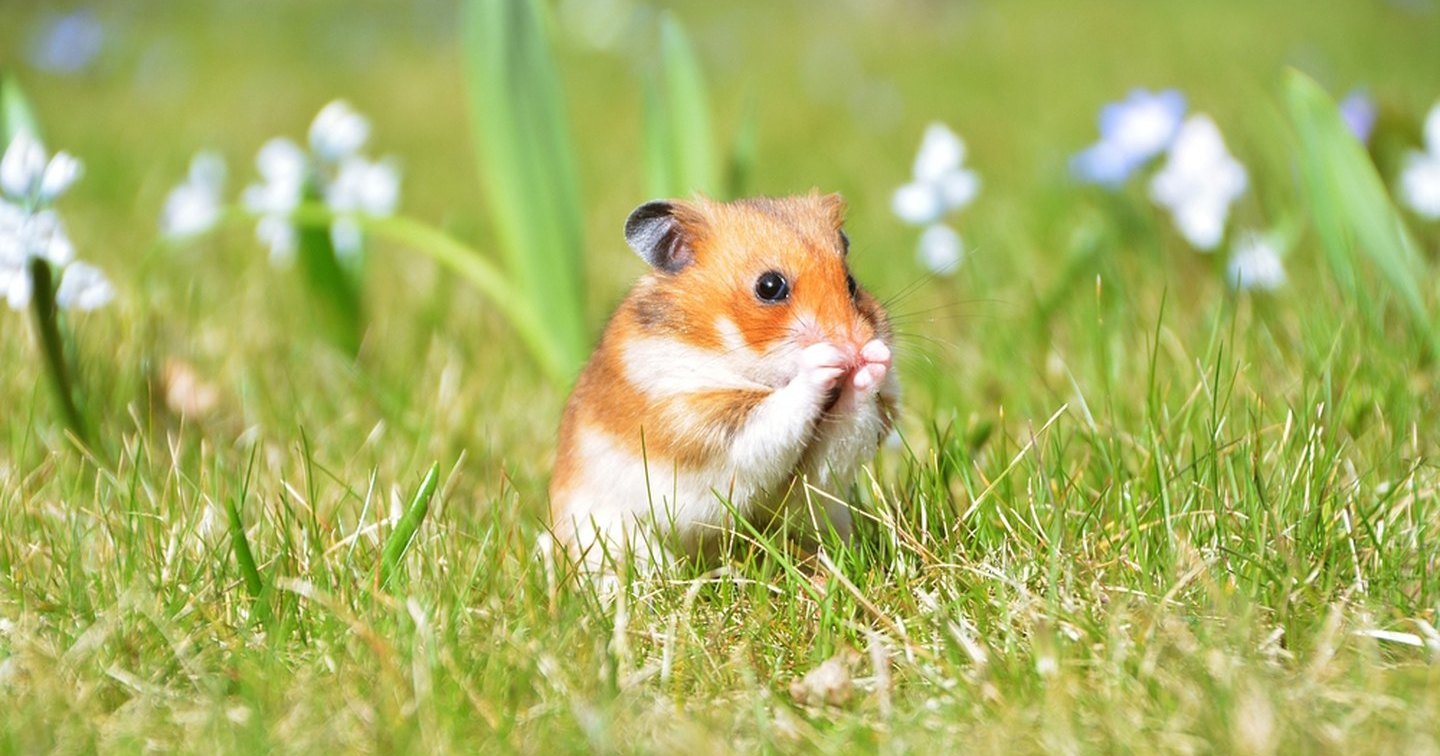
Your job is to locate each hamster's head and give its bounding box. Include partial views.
[623,193,890,389]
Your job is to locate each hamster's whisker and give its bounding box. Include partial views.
[891,297,1015,319]
[890,331,966,358]
[878,268,945,309]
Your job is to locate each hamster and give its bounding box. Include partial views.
[549,193,899,574]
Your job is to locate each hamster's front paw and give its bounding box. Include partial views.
[850,340,891,394]
[797,343,847,397]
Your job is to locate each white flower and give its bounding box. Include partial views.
[0,132,47,199]
[917,223,962,275]
[161,151,227,239]
[892,123,980,225]
[328,157,399,217]
[1,204,75,264]
[0,265,31,310]
[239,103,401,264]
[38,152,82,202]
[1072,89,1186,187]
[0,135,108,312]
[0,210,81,310]
[242,138,305,216]
[309,100,370,162]
[1,132,82,205]
[325,156,398,257]
[1226,232,1286,291]
[19,210,76,267]
[1400,153,1440,220]
[242,138,307,262]
[1398,102,1440,220]
[0,201,24,266]
[256,215,298,265]
[329,217,363,258]
[56,261,113,310]
[1149,115,1247,251]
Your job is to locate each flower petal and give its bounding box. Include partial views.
[328,156,400,217]
[1339,90,1377,146]
[892,182,943,225]
[917,223,962,275]
[330,216,364,258]
[1172,199,1228,251]
[255,137,307,184]
[1098,88,1186,162]
[256,215,297,266]
[0,132,47,199]
[1399,150,1440,220]
[0,264,32,310]
[0,201,23,267]
[188,151,227,192]
[55,260,114,311]
[1425,101,1440,154]
[162,152,227,239]
[935,168,980,211]
[309,100,371,162]
[1226,231,1286,291]
[23,210,75,266]
[1149,115,1247,250]
[38,151,83,202]
[912,122,965,183]
[1071,140,1139,187]
[162,183,222,239]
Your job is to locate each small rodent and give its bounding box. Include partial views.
[549,193,899,574]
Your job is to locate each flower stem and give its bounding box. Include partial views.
[28,258,90,446]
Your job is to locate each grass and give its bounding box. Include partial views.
[3,0,1440,752]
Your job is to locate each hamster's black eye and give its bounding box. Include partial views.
[754,271,789,303]
[846,274,858,300]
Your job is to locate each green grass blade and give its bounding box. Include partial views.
[462,0,587,379]
[226,450,265,601]
[658,12,718,197]
[0,72,42,143]
[380,462,441,589]
[1284,69,1439,357]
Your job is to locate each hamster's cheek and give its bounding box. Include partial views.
[754,343,808,388]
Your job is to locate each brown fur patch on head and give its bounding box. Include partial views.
[629,194,876,355]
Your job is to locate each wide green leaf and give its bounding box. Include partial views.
[0,72,42,144]
[644,12,719,199]
[1284,69,1439,357]
[462,0,588,379]
[726,94,758,198]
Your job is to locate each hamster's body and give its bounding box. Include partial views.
[550,194,899,572]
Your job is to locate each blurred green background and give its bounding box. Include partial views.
[3,0,1440,516]
[5,2,1440,751]
[8,0,1440,501]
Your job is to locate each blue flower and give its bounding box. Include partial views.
[1339,90,1377,145]
[1072,89,1187,187]
[27,10,104,76]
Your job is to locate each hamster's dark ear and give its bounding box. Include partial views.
[624,200,694,273]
